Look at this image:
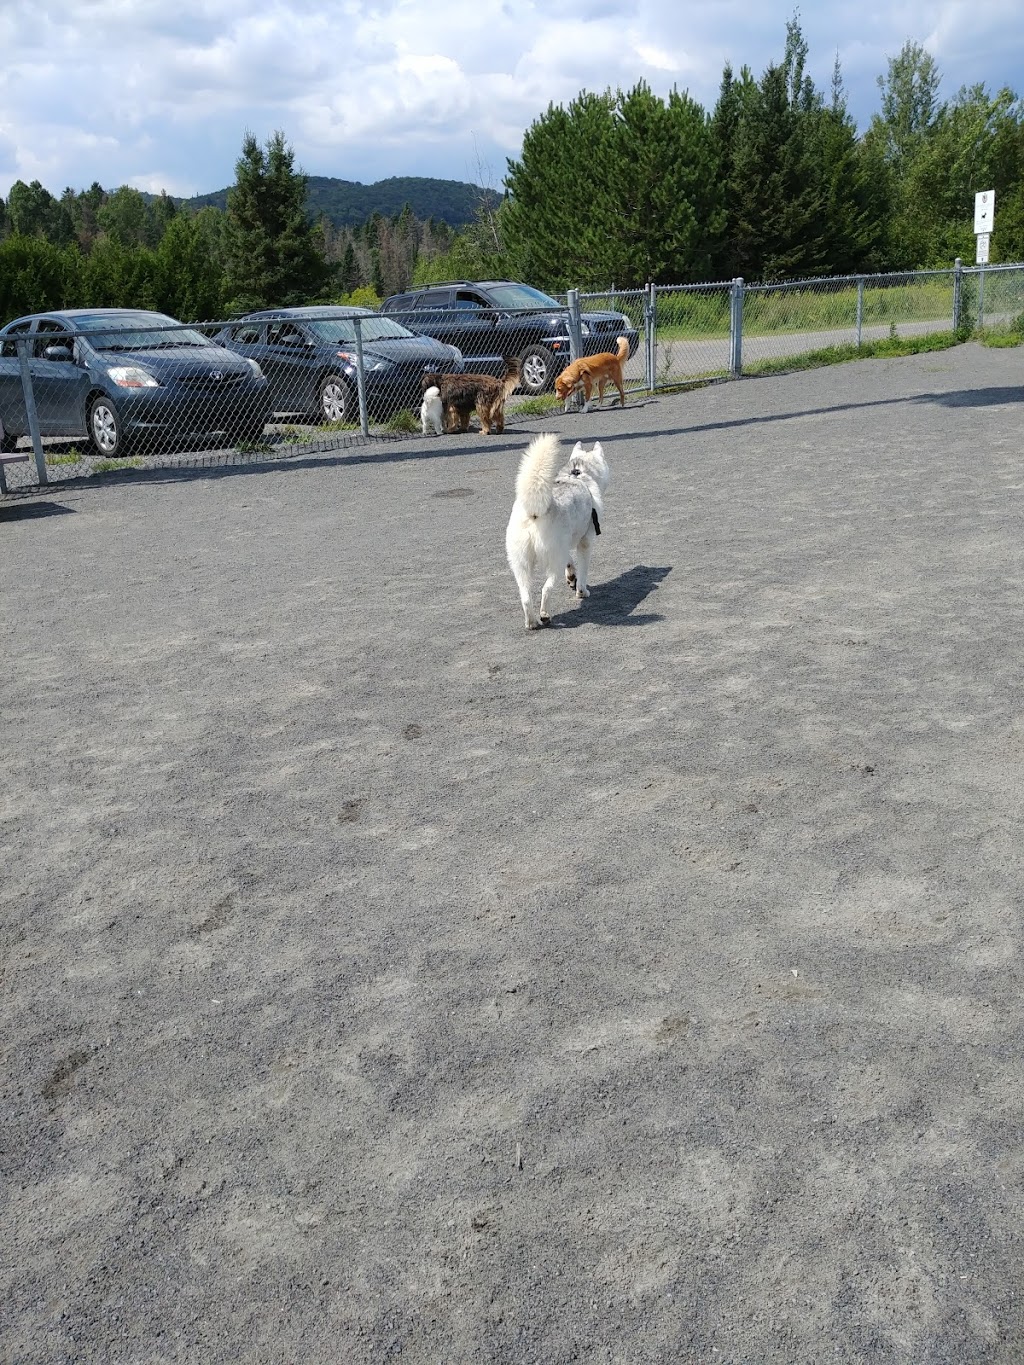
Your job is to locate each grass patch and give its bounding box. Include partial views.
[976,324,1024,349]
[383,409,420,434]
[92,457,143,474]
[980,333,1024,349]
[744,330,962,376]
[45,448,87,466]
[513,395,564,417]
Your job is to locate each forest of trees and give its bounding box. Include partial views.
[2,21,1024,323]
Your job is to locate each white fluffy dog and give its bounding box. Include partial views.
[420,385,444,436]
[505,433,610,629]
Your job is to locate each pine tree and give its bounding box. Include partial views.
[503,92,616,288]
[156,208,228,320]
[605,82,724,285]
[223,130,333,311]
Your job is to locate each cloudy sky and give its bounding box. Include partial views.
[2,0,1023,200]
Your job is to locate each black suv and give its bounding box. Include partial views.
[380,281,639,396]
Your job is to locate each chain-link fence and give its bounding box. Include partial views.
[3,263,1023,494]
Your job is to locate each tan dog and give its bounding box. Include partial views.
[555,336,629,413]
[421,358,520,435]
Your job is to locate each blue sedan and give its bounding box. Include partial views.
[0,309,271,458]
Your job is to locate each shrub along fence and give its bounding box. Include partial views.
[1,260,1022,494]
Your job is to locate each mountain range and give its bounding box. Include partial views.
[179,175,502,229]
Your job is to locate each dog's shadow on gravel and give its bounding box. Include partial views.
[552,564,671,628]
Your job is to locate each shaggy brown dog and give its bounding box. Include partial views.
[421,358,520,435]
[554,336,629,412]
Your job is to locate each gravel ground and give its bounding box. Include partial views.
[2,343,1024,1364]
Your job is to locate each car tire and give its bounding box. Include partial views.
[88,396,132,458]
[319,373,354,424]
[518,344,556,396]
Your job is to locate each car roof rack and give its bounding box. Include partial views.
[408,281,481,291]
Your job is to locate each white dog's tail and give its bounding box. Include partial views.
[514,432,563,517]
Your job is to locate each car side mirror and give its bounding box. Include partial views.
[43,344,74,362]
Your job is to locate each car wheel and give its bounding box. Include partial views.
[88,396,131,458]
[319,373,354,424]
[519,344,556,396]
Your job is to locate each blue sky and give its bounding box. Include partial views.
[2,0,1023,199]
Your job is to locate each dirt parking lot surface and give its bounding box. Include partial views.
[3,344,1024,1363]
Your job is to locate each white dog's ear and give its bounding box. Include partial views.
[591,441,603,457]
[571,441,584,455]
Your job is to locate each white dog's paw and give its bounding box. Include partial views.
[575,586,590,599]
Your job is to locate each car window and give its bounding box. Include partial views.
[485,284,561,310]
[231,322,263,344]
[1,321,33,358]
[454,293,487,310]
[268,322,306,347]
[415,291,452,309]
[34,320,74,358]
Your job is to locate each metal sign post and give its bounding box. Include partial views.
[974,190,995,326]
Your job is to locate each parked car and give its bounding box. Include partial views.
[0,309,271,458]
[379,280,640,395]
[213,306,465,424]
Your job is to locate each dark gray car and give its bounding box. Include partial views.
[214,307,465,424]
[380,281,640,395]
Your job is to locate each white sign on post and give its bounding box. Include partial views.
[976,232,990,265]
[974,190,995,235]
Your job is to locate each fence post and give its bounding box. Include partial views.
[644,283,656,391]
[351,315,370,438]
[566,288,583,363]
[855,276,865,348]
[16,336,48,486]
[729,278,744,377]
[977,264,986,331]
[952,257,962,332]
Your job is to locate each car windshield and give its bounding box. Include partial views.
[74,312,212,351]
[300,315,416,345]
[300,313,417,343]
[483,284,561,310]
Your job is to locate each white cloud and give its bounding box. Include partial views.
[0,0,1022,199]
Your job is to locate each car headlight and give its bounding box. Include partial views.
[245,358,265,379]
[366,359,395,373]
[580,322,592,336]
[107,365,159,389]
[449,346,463,363]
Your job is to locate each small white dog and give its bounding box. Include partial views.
[420,385,444,436]
[505,433,610,629]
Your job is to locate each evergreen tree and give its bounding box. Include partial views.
[6,180,60,238]
[504,92,615,287]
[156,208,228,320]
[223,130,333,311]
[0,236,83,316]
[97,186,159,248]
[504,85,722,289]
[605,82,724,285]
